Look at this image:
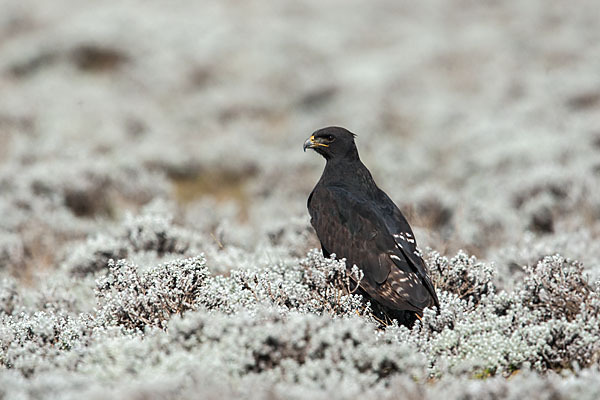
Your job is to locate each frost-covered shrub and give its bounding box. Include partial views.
[228,249,369,318]
[124,212,195,255]
[517,255,598,321]
[427,250,496,303]
[135,249,370,319]
[65,235,128,276]
[65,210,204,276]
[95,256,209,330]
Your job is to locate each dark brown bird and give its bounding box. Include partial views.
[304,126,439,324]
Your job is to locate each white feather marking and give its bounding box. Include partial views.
[393,233,406,241]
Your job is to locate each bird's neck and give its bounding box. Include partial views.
[321,158,378,192]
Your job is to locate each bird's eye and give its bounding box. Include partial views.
[327,135,335,142]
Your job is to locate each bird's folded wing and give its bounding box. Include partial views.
[378,193,439,309]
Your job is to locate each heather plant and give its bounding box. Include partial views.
[517,255,597,321]
[65,207,204,276]
[94,256,209,330]
[229,249,370,318]
[426,250,496,303]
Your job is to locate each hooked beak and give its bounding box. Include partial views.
[303,135,329,152]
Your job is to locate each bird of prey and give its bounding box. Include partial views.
[304,126,439,324]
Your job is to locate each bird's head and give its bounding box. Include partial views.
[303,126,359,161]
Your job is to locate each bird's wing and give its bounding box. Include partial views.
[308,185,437,313]
[376,190,439,309]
